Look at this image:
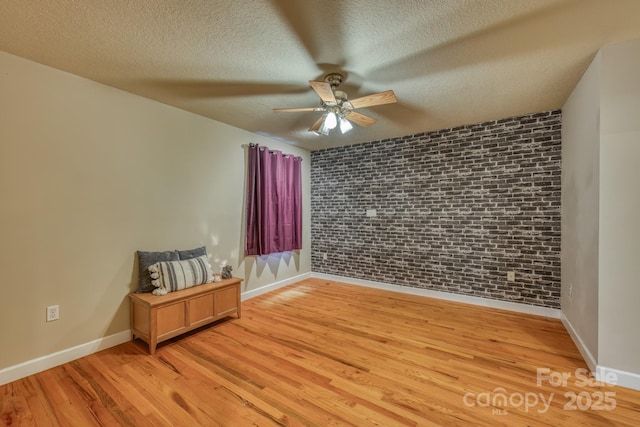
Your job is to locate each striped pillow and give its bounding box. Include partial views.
[148,255,213,296]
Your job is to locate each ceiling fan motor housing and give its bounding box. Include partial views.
[324,72,344,89]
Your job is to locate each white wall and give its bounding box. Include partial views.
[598,38,640,374]
[562,37,640,386]
[561,51,601,362]
[0,51,311,371]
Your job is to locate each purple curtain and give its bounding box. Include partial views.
[245,144,302,256]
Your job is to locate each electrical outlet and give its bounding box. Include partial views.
[46,305,59,322]
[322,253,327,260]
[569,284,573,298]
[507,271,515,282]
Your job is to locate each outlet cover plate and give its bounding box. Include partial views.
[47,305,59,322]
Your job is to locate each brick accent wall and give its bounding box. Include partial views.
[311,110,562,308]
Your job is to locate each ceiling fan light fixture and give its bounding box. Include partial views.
[339,117,353,134]
[274,73,398,137]
[318,114,331,135]
[325,112,337,130]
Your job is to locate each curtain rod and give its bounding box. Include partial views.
[247,143,302,160]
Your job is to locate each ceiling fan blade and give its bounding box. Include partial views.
[309,81,337,105]
[273,107,325,112]
[348,90,398,109]
[345,111,377,127]
[308,116,325,133]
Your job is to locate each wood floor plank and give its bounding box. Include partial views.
[183,338,347,425]
[1,278,640,426]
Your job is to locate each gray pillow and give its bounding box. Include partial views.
[177,246,207,260]
[137,250,179,293]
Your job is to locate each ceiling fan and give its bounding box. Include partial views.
[273,73,398,135]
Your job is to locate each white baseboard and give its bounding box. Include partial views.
[559,314,640,391]
[311,272,562,319]
[0,330,131,386]
[559,313,597,372]
[596,366,640,391]
[241,272,312,301]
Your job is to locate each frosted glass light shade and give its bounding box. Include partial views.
[339,117,353,134]
[325,112,337,129]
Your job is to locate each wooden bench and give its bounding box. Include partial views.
[129,277,242,354]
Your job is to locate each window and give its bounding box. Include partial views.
[245,144,302,256]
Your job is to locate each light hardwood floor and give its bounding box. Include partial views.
[1,278,639,426]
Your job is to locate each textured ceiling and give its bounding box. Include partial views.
[1,0,640,151]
